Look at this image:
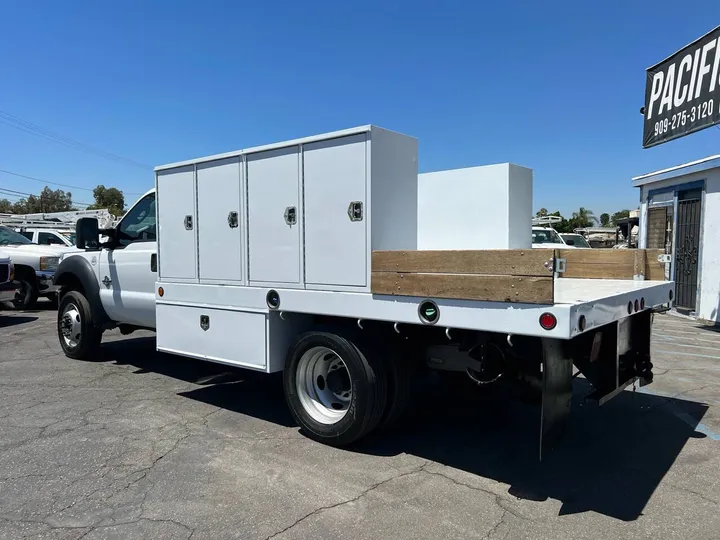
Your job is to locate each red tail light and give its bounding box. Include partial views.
[539,312,557,330]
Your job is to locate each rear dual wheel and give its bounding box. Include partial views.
[284,330,412,447]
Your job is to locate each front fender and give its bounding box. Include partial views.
[54,255,110,327]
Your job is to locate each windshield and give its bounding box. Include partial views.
[61,232,76,244]
[562,234,591,248]
[0,225,34,245]
[532,228,564,244]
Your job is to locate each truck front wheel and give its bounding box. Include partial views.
[283,331,387,447]
[57,290,102,360]
[12,267,39,310]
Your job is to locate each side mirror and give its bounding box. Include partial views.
[565,239,575,246]
[76,217,100,249]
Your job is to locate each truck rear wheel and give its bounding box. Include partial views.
[283,331,387,447]
[57,290,102,360]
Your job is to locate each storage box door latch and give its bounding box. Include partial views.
[184,215,194,230]
[284,206,297,226]
[200,315,209,331]
[347,201,363,222]
[227,211,239,228]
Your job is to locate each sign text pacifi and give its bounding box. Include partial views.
[643,25,720,148]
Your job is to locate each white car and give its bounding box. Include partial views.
[531,227,577,249]
[559,233,591,248]
[0,225,73,308]
[0,250,18,305]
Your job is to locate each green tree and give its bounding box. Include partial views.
[0,199,13,213]
[571,207,596,228]
[600,213,610,226]
[12,187,73,213]
[87,185,125,217]
[536,208,548,217]
[611,209,630,225]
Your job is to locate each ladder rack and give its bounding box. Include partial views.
[0,209,117,229]
[532,215,563,226]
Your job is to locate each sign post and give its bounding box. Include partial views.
[643,25,720,148]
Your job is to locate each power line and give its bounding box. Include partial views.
[0,168,143,196]
[0,187,93,207]
[0,109,152,170]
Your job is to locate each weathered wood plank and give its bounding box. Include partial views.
[557,249,668,280]
[371,272,554,304]
[644,249,667,281]
[372,249,552,276]
[555,249,634,279]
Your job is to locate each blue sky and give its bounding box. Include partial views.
[0,1,719,217]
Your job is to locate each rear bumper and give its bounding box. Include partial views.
[0,281,18,303]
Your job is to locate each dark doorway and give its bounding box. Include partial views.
[674,189,702,310]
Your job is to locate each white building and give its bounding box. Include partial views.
[632,155,720,324]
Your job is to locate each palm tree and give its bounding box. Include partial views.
[572,207,596,227]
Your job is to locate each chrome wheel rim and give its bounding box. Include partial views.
[60,303,82,348]
[296,346,352,424]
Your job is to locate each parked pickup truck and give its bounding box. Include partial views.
[53,126,675,458]
[0,225,70,308]
[16,228,75,247]
[0,250,18,305]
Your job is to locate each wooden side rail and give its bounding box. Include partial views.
[371,250,554,304]
[370,248,668,303]
[555,249,666,281]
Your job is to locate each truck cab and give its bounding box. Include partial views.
[55,190,157,329]
[54,189,158,335]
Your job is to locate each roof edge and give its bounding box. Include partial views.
[632,154,720,186]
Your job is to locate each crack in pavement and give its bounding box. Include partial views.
[668,484,720,507]
[264,462,430,540]
[482,509,508,540]
[421,469,531,521]
[0,516,195,540]
[262,462,526,540]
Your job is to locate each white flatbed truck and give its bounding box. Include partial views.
[53,125,674,457]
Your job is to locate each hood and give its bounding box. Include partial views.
[532,242,577,249]
[2,244,71,257]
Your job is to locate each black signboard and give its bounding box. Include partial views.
[643,25,720,148]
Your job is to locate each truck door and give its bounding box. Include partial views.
[98,193,158,329]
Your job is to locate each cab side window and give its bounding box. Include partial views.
[117,194,156,247]
[38,232,64,245]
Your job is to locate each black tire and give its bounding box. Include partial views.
[12,269,39,310]
[57,290,102,360]
[283,331,387,447]
[46,293,59,309]
[379,349,415,429]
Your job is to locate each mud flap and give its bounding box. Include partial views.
[539,338,573,461]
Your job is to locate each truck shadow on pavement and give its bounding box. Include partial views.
[0,315,39,328]
[101,336,709,523]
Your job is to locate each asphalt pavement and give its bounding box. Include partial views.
[0,302,718,539]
